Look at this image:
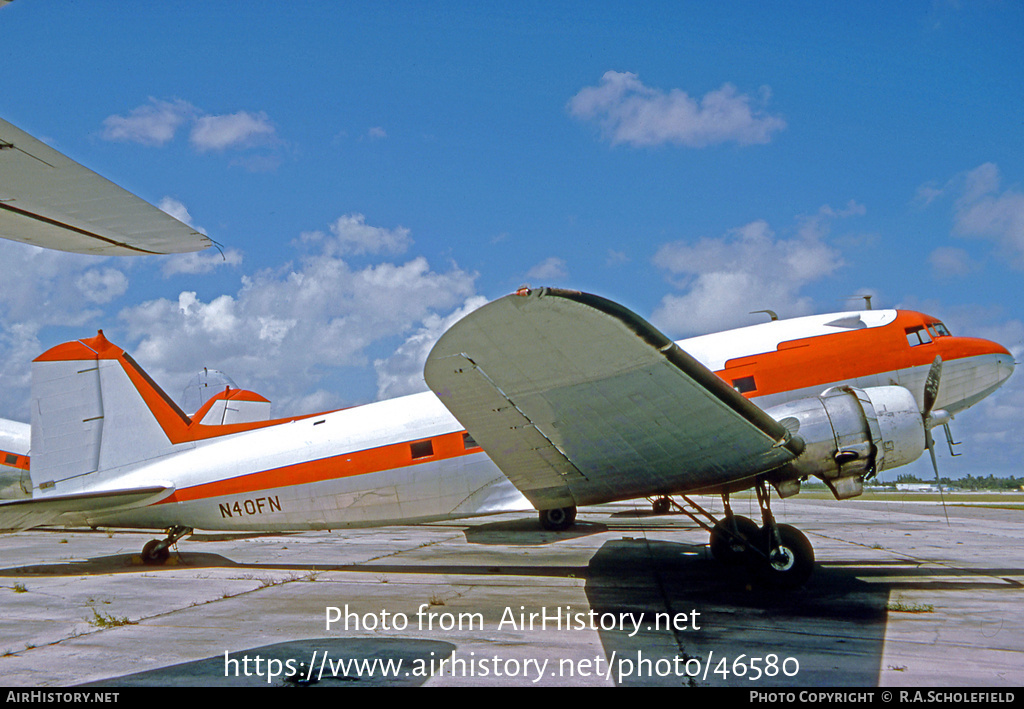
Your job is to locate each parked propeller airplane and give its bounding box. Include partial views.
[0,116,1015,587]
[0,287,1014,586]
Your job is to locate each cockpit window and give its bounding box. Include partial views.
[927,321,951,337]
[905,326,932,347]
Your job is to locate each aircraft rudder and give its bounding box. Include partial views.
[30,332,188,495]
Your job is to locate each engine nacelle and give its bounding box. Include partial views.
[765,386,925,499]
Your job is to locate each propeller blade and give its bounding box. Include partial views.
[923,356,942,417]
[921,356,950,527]
[925,427,951,527]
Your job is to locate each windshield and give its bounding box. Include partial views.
[905,325,932,347]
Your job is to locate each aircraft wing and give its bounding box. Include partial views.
[0,117,212,255]
[424,288,803,510]
[0,486,173,532]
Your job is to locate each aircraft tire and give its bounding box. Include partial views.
[141,539,170,565]
[539,506,577,531]
[752,524,814,588]
[652,497,671,515]
[709,515,759,564]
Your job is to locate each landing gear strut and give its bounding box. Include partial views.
[660,480,815,587]
[756,523,814,588]
[141,525,192,565]
[750,481,814,587]
[709,510,759,565]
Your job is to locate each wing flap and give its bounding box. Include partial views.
[425,288,801,508]
[0,486,173,532]
[0,117,211,255]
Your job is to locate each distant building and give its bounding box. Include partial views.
[896,483,939,492]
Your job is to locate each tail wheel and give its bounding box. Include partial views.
[141,539,170,565]
[539,506,577,531]
[753,523,814,588]
[709,515,759,565]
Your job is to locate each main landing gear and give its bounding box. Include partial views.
[659,480,815,588]
[140,525,193,565]
[538,506,577,531]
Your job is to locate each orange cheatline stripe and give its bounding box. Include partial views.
[158,431,481,504]
[1,449,30,471]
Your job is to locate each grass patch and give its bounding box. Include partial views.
[87,609,137,628]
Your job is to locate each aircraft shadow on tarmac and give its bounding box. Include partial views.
[463,518,608,544]
[582,538,891,687]
[581,538,1023,687]
[83,637,456,688]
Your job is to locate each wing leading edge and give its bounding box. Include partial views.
[0,117,211,255]
[425,288,803,510]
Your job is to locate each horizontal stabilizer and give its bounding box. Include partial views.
[0,486,173,532]
[0,117,212,255]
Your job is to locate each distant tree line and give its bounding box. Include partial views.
[890,474,1024,491]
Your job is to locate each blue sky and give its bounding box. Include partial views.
[1,1,1022,479]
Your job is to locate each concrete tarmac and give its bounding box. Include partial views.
[0,495,1021,687]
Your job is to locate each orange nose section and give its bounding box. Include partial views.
[935,335,1012,361]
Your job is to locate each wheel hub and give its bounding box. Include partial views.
[769,546,796,572]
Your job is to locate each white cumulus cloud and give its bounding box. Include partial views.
[568,71,786,148]
[117,216,477,415]
[101,98,198,146]
[525,256,568,282]
[75,267,129,304]
[189,111,276,152]
[953,163,1024,267]
[156,196,243,276]
[374,295,488,400]
[0,242,133,419]
[299,214,413,257]
[102,100,279,159]
[650,207,852,336]
[917,163,1024,271]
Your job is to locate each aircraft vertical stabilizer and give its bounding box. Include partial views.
[30,331,192,496]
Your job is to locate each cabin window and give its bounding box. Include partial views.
[462,432,480,450]
[732,375,757,393]
[905,326,932,347]
[4,453,17,465]
[410,440,434,459]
